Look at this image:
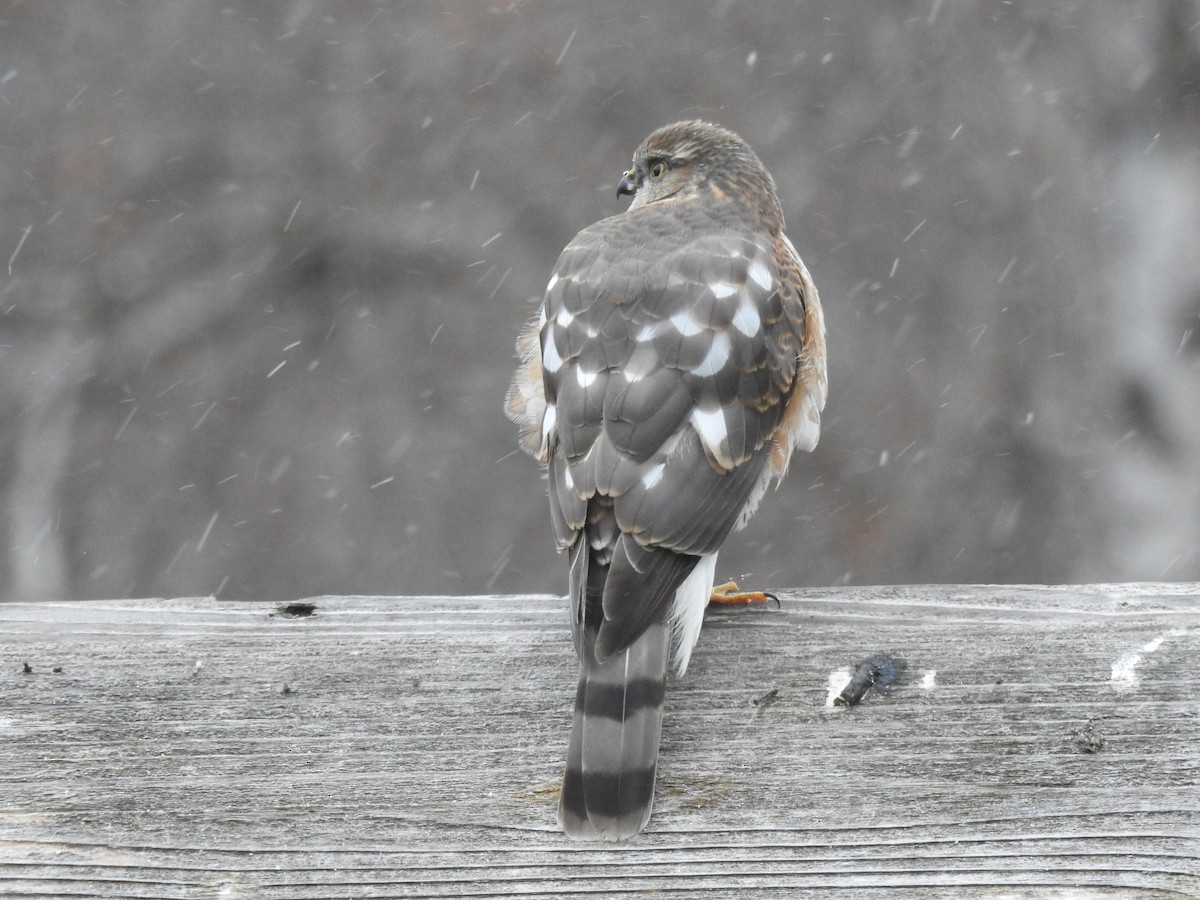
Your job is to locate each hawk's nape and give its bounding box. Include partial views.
[505,120,828,840]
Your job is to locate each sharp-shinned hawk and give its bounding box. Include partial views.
[506,120,828,840]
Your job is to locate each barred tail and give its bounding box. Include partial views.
[558,621,669,840]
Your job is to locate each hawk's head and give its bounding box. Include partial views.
[617,120,784,229]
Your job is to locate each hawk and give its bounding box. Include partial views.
[506,121,827,840]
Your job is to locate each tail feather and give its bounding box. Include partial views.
[559,622,669,840]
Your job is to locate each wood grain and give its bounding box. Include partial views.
[1,585,1198,898]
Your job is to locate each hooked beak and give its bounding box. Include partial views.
[617,170,638,198]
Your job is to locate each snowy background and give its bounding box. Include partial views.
[3,1,1199,601]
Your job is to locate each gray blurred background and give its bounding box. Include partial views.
[3,1,1199,601]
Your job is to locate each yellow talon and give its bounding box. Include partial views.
[708,581,780,606]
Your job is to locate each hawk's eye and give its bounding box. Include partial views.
[648,159,668,179]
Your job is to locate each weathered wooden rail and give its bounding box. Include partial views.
[1,585,1198,898]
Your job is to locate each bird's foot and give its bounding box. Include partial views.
[708,581,780,607]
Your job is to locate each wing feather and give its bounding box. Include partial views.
[513,203,804,656]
